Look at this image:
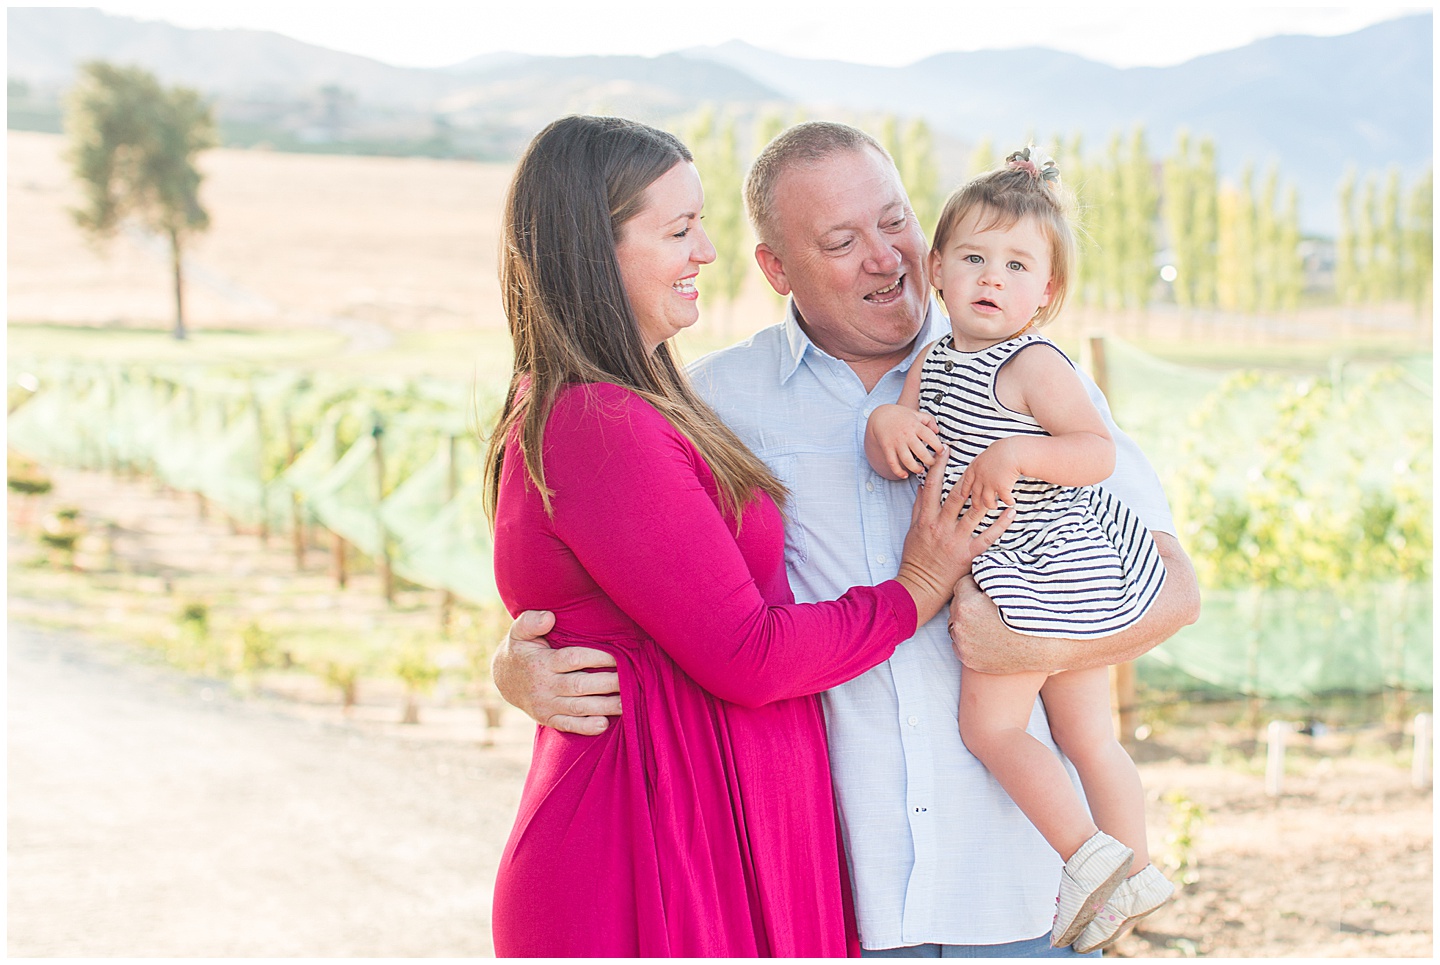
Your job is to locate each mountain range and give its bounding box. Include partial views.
[7,7,1432,234]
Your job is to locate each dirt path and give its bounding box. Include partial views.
[10,616,1432,960]
[7,619,532,957]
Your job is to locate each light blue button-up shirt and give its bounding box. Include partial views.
[689,301,1174,950]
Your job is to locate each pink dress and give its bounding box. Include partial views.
[491,382,918,957]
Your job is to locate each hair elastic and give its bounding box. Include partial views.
[1005,145,1061,186]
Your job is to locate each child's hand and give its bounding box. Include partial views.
[868,404,942,478]
[958,438,1022,510]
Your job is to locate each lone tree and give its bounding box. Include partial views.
[65,61,216,339]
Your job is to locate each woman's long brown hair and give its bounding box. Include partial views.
[483,115,785,525]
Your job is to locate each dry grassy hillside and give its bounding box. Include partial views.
[6,130,784,344]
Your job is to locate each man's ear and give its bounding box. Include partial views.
[754,243,791,297]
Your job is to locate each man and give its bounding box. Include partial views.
[492,122,1201,956]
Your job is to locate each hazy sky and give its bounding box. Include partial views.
[39,1,1430,70]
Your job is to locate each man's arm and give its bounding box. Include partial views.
[948,532,1200,674]
[490,610,622,736]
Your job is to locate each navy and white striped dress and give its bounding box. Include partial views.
[918,332,1166,638]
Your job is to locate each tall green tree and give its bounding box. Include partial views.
[899,117,941,239]
[968,136,997,177]
[1238,166,1260,313]
[748,109,796,309]
[1380,168,1405,300]
[1256,165,1281,311]
[708,114,749,329]
[753,109,788,156]
[1335,169,1360,304]
[1163,131,1198,308]
[1357,174,1380,303]
[1216,185,1244,313]
[684,107,747,329]
[1191,138,1220,309]
[1097,133,1127,310]
[1404,167,1433,313]
[66,61,217,340]
[1119,126,1158,309]
[1279,186,1303,313]
[877,114,902,166]
[1217,165,1259,314]
[1065,134,1101,307]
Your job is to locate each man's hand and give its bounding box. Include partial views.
[490,610,622,736]
[949,532,1201,674]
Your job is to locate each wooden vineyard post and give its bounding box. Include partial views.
[282,406,304,570]
[372,419,394,605]
[1085,334,1111,404]
[1085,335,1139,750]
[189,388,207,519]
[331,419,348,590]
[1413,712,1433,790]
[252,389,269,544]
[439,433,457,633]
[332,530,348,589]
[1264,720,1288,797]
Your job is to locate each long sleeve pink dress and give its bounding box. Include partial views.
[490,382,918,958]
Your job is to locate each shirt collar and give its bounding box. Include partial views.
[778,297,949,384]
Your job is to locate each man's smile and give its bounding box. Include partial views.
[865,274,906,304]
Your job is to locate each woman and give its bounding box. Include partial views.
[485,115,1000,957]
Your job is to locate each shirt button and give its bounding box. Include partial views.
[863,407,874,418]
[908,715,919,726]
[865,480,875,492]
[876,553,888,564]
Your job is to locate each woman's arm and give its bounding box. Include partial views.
[542,385,993,709]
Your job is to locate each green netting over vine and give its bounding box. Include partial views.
[1144,585,1432,698]
[1095,338,1432,697]
[7,340,1433,696]
[7,362,506,606]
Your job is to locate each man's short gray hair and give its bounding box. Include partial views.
[744,121,892,247]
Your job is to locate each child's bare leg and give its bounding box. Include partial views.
[959,668,1097,860]
[1041,667,1149,875]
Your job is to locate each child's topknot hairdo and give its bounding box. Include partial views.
[930,143,1077,327]
[1004,145,1061,186]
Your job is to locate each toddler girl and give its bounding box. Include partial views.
[864,147,1174,952]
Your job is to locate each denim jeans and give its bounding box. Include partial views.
[862,935,1100,958]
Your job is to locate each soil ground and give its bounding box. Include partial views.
[6,466,1433,958]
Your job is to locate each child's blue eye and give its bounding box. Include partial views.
[965,254,983,264]
[1008,260,1025,271]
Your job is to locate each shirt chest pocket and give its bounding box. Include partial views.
[767,454,811,566]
